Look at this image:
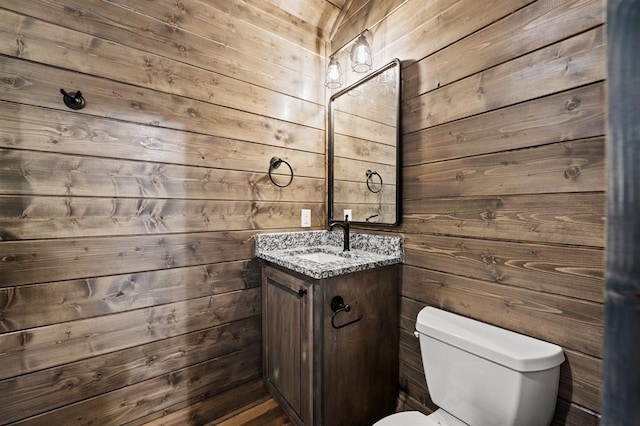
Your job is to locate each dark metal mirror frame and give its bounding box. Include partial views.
[328,58,401,227]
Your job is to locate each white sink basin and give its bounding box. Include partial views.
[295,251,345,264]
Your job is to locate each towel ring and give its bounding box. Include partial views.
[268,156,294,187]
[366,170,383,193]
[330,296,363,330]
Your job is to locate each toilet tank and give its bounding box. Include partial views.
[416,307,565,426]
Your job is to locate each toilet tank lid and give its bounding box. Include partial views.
[416,307,565,372]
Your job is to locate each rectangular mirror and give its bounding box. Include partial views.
[328,58,401,226]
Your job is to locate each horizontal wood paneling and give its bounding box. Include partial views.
[260,0,340,34]
[404,234,604,303]
[561,350,603,411]
[0,317,261,423]
[403,0,605,97]
[0,260,258,332]
[1,0,336,423]
[0,230,257,286]
[0,288,260,380]
[403,26,606,133]
[0,8,324,129]
[403,193,605,247]
[405,138,604,198]
[15,345,262,425]
[2,0,326,103]
[401,266,603,357]
[333,0,606,423]
[0,102,323,178]
[330,0,405,49]
[334,0,534,78]
[0,58,324,153]
[101,0,324,75]
[0,196,324,240]
[0,150,324,200]
[403,83,605,166]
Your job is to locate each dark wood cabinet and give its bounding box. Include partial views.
[262,263,399,426]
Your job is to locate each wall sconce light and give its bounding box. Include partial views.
[325,56,343,89]
[350,32,372,73]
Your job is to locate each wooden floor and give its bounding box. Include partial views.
[213,397,292,426]
[139,379,292,426]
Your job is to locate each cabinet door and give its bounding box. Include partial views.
[263,265,313,425]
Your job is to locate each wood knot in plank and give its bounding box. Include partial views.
[20,331,32,346]
[275,129,289,142]
[481,210,496,221]
[167,373,176,385]
[1,76,18,88]
[16,37,25,57]
[564,166,581,179]
[481,255,497,265]
[165,15,179,31]
[455,171,464,181]
[565,98,580,111]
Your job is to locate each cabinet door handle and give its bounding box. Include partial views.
[270,281,307,299]
[268,279,308,299]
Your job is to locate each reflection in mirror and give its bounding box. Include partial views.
[328,58,401,226]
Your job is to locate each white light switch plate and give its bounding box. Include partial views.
[301,209,311,227]
[343,209,352,221]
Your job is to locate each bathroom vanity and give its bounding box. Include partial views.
[256,231,403,426]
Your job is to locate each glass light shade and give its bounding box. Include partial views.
[350,33,372,73]
[325,56,343,89]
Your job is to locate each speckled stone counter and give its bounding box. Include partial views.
[255,230,403,279]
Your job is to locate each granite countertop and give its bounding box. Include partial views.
[255,230,404,279]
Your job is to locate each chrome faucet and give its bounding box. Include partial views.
[329,215,350,251]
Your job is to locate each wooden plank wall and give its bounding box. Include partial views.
[0,0,340,424]
[331,0,605,424]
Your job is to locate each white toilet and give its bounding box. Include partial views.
[375,307,565,426]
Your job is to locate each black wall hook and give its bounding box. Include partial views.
[60,88,86,110]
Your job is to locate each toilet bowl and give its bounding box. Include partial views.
[374,307,565,426]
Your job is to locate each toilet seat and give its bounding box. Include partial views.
[373,409,464,426]
[373,411,433,426]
